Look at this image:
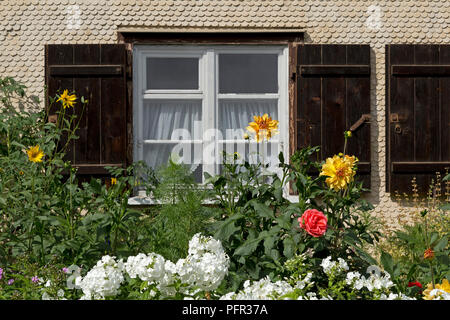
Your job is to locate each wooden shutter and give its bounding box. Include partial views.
[386,44,450,193]
[296,44,371,187]
[45,44,130,179]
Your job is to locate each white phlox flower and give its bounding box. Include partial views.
[75,255,125,300]
[321,256,349,276]
[124,252,165,283]
[220,276,294,300]
[427,289,450,300]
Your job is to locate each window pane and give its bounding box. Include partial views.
[143,143,203,182]
[143,100,202,140]
[219,54,278,93]
[218,99,278,137]
[146,58,199,90]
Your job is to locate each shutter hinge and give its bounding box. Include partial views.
[349,114,371,132]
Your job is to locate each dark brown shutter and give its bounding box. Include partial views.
[296,44,371,188]
[45,44,130,179]
[386,44,450,193]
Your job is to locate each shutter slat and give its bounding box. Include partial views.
[299,65,370,76]
[392,162,450,173]
[49,65,123,76]
[392,65,450,76]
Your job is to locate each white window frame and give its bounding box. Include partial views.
[132,45,289,199]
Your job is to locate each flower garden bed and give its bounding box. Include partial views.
[0,77,448,301]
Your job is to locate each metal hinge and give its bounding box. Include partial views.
[390,113,399,122]
[349,114,371,132]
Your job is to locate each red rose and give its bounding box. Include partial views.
[408,281,423,294]
[298,209,328,237]
[408,281,423,289]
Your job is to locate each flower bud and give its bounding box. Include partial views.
[424,248,434,260]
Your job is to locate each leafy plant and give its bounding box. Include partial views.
[0,77,89,265]
[144,158,216,262]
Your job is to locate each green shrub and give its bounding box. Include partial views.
[209,144,380,293]
[144,158,217,262]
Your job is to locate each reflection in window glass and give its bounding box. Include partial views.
[219,54,278,93]
[146,58,199,90]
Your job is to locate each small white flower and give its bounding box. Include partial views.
[220,276,294,300]
[76,255,124,300]
[345,271,361,286]
[337,258,349,271]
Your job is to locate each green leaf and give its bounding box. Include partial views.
[278,152,285,164]
[406,264,417,281]
[276,213,291,230]
[263,236,276,255]
[89,178,103,194]
[251,201,274,220]
[47,215,67,226]
[234,237,263,256]
[353,246,378,266]
[214,214,242,242]
[380,251,394,274]
[268,249,280,262]
[430,232,439,246]
[436,253,449,266]
[283,237,295,258]
[434,236,448,252]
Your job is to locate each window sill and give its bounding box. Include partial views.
[127,193,300,206]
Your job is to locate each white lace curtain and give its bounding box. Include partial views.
[142,99,280,175]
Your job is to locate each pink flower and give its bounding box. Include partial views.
[7,279,14,285]
[62,267,69,274]
[31,276,39,283]
[298,209,328,237]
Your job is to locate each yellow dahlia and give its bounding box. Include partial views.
[56,89,77,109]
[423,279,450,300]
[111,177,117,185]
[26,145,44,163]
[246,114,279,143]
[320,154,357,191]
[343,155,358,169]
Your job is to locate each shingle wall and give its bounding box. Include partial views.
[1,0,449,231]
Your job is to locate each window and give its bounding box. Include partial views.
[133,45,289,183]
